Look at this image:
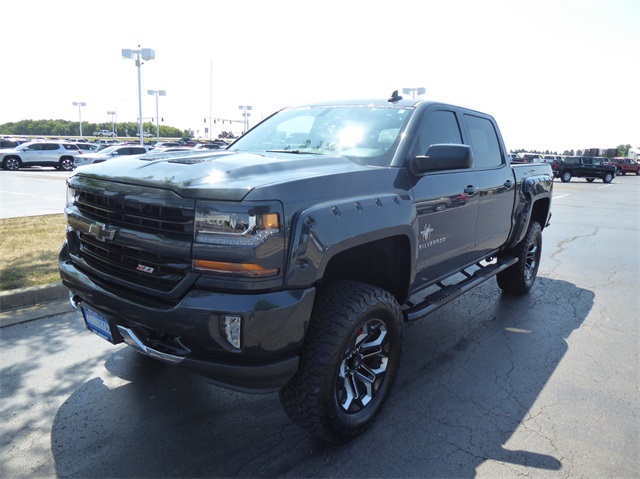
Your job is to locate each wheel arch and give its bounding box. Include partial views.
[285,193,417,303]
[322,235,412,304]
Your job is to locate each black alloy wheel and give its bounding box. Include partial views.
[280,280,403,443]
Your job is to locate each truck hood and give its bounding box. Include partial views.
[71,150,373,201]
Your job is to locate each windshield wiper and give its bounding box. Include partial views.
[266,149,323,155]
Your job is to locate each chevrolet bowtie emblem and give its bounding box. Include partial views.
[87,222,116,242]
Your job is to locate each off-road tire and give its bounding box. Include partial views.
[497,221,542,295]
[279,280,403,443]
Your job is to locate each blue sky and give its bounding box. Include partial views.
[1,0,638,153]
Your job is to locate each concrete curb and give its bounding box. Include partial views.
[0,282,73,327]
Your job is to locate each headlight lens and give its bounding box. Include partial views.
[66,186,76,209]
[195,206,280,246]
[193,202,283,278]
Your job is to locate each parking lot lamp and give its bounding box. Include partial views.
[72,102,86,138]
[107,110,117,136]
[122,47,156,145]
[402,87,426,99]
[147,90,166,139]
[239,105,253,133]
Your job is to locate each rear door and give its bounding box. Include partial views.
[462,114,515,254]
[40,143,62,163]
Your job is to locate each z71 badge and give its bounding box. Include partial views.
[136,264,155,274]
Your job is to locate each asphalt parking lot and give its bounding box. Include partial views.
[0,175,638,478]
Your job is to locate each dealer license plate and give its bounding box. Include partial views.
[81,307,115,343]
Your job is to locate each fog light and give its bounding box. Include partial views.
[222,315,242,349]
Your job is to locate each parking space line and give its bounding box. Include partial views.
[553,194,571,200]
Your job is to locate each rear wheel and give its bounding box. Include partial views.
[561,171,572,182]
[59,157,74,171]
[280,280,403,443]
[603,172,613,183]
[2,157,20,171]
[497,221,542,295]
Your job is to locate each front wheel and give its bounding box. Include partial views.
[280,280,403,443]
[561,171,572,182]
[2,157,20,171]
[497,221,542,295]
[602,172,613,183]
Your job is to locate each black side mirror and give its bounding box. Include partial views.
[412,144,473,175]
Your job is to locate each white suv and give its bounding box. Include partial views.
[0,141,80,171]
[73,144,153,167]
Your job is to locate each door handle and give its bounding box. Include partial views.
[504,180,514,189]
[464,186,479,195]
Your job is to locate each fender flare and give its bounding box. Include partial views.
[285,193,417,287]
[506,174,552,248]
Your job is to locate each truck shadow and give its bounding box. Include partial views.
[51,277,592,478]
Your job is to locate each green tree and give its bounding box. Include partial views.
[616,144,632,157]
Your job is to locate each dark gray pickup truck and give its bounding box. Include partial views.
[59,92,553,443]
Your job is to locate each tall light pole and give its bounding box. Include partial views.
[72,101,86,138]
[122,46,156,145]
[107,110,117,136]
[147,89,166,139]
[239,105,253,133]
[402,87,426,99]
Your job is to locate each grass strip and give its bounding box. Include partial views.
[0,214,67,291]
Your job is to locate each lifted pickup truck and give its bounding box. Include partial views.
[60,92,552,443]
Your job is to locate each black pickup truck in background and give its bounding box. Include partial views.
[60,92,553,443]
[551,156,616,183]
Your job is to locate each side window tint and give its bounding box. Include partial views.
[464,114,503,168]
[43,143,59,151]
[413,110,462,156]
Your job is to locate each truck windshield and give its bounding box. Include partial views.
[230,105,413,166]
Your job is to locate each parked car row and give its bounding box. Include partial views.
[0,138,231,171]
[510,152,638,183]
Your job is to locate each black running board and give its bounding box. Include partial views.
[402,257,518,322]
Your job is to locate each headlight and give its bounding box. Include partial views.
[195,207,280,247]
[66,186,77,209]
[193,202,282,278]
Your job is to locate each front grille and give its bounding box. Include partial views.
[76,190,193,234]
[79,233,191,292]
[71,182,196,293]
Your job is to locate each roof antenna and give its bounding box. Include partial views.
[388,90,403,102]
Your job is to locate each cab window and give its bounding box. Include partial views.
[412,110,462,157]
[464,114,503,169]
